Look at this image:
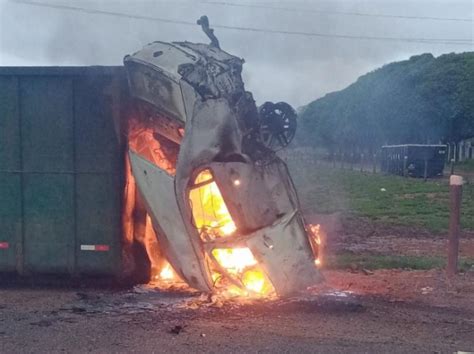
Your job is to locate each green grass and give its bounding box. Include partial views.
[455,159,474,173]
[326,253,474,271]
[287,161,474,233]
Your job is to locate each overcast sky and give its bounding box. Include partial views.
[0,0,472,107]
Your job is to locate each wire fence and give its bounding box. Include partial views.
[278,147,474,183]
[278,147,380,174]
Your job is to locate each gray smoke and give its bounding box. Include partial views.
[0,0,472,107]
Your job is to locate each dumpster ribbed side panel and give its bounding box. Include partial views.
[0,67,126,278]
[74,76,123,276]
[21,77,74,172]
[0,76,21,272]
[0,76,20,171]
[21,77,75,274]
[22,174,75,273]
[75,174,121,274]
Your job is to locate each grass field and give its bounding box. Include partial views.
[287,160,474,233]
[326,253,474,271]
[455,159,474,173]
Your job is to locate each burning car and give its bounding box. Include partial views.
[123,16,321,297]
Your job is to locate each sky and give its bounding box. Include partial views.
[0,0,473,108]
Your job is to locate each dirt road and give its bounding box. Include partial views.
[1,270,473,353]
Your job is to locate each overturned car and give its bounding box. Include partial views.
[123,17,321,297]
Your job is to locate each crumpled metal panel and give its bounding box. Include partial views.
[175,98,243,175]
[124,29,322,296]
[210,161,279,232]
[129,150,212,292]
[173,98,244,262]
[126,41,197,83]
[170,96,322,296]
[209,160,299,233]
[245,211,323,296]
[124,60,188,124]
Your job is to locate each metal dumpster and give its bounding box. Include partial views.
[0,66,127,278]
[381,144,447,177]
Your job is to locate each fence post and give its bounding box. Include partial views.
[423,159,428,181]
[447,143,451,164]
[403,156,408,177]
[360,153,364,172]
[447,175,463,277]
[450,158,455,175]
[373,153,377,174]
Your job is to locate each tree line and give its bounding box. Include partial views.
[297,52,474,155]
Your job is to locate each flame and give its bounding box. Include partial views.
[212,248,257,274]
[125,117,182,286]
[189,170,272,296]
[127,118,178,175]
[211,248,270,296]
[211,247,272,295]
[242,270,266,293]
[159,262,174,280]
[309,224,321,245]
[126,120,273,296]
[126,121,275,297]
[151,260,191,291]
[189,170,237,238]
[308,223,322,267]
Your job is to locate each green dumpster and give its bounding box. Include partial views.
[0,67,127,278]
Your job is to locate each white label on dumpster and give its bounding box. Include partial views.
[80,245,110,251]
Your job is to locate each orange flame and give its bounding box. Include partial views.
[159,262,175,280]
[308,223,322,267]
[190,170,273,296]
[126,121,276,297]
[189,170,236,239]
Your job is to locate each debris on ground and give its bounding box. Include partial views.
[169,325,185,335]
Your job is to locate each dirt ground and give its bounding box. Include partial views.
[2,213,473,353]
[1,268,473,353]
[306,213,474,259]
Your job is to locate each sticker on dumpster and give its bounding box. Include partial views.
[0,242,9,249]
[80,244,110,252]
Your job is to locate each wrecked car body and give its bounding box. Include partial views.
[123,18,321,296]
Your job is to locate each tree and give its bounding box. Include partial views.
[297,52,474,152]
